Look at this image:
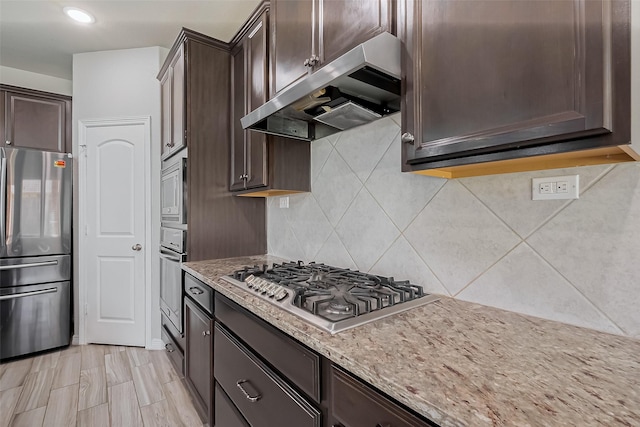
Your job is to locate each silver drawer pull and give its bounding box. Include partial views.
[0,287,57,301]
[189,287,204,295]
[165,343,174,353]
[236,379,261,402]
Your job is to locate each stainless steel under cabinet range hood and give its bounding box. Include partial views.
[240,32,401,141]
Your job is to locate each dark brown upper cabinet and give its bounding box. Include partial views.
[230,2,311,197]
[1,85,71,153]
[399,0,635,178]
[231,7,269,192]
[270,0,395,95]
[160,45,186,160]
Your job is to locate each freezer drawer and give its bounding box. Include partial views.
[0,281,71,360]
[0,255,70,287]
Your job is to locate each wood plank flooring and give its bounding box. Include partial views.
[0,345,203,427]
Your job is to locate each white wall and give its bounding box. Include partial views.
[0,65,72,96]
[72,46,168,348]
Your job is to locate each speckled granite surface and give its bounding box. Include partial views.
[183,256,640,427]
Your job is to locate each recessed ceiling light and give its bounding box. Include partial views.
[63,7,95,24]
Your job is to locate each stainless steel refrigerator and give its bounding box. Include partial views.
[0,147,72,360]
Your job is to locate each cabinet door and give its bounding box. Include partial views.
[4,91,68,152]
[160,69,173,157]
[185,297,213,422]
[230,43,247,191]
[401,0,630,169]
[319,0,394,65]
[245,13,269,189]
[270,0,314,95]
[329,365,431,427]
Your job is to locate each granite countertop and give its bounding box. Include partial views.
[183,255,640,427]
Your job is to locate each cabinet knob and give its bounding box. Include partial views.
[303,58,311,67]
[202,330,211,337]
[5,140,11,145]
[308,55,319,66]
[165,343,174,353]
[401,132,415,145]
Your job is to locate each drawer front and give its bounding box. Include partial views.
[215,294,320,402]
[161,325,184,377]
[184,274,213,315]
[215,383,250,427]
[214,324,321,427]
[330,365,433,427]
[161,313,185,352]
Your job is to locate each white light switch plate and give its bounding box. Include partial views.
[532,175,579,200]
[279,196,289,208]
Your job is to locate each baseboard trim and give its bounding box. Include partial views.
[71,335,80,345]
[149,338,165,351]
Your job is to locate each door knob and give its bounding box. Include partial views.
[132,244,142,251]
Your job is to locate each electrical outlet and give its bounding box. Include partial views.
[279,196,289,209]
[532,175,579,200]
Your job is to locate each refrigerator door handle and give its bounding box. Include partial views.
[0,287,57,301]
[0,260,59,270]
[0,152,6,249]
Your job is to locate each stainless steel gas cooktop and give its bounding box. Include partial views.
[222,261,439,334]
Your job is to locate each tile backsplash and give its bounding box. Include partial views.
[267,115,640,338]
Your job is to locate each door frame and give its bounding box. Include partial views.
[78,116,153,347]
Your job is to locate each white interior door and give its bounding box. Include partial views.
[80,118,148,346]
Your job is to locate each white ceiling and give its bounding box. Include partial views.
[0,0,262,81]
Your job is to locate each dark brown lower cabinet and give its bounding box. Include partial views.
[328,365,435,427]
[215,383,250,427]
[184,296,213,424]
[214,323,321,427]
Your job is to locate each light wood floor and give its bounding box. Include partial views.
[0,344,204,427]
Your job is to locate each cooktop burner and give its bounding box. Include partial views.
[222,261,440,334]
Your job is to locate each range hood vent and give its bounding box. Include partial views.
[240,32,401,141]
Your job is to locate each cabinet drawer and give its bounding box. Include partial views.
[161,324,184,377]
[214,324,321,427]
[215,294,320,401]
[215,383,249,427]
[184,274,213,315]
[330,365,433,427]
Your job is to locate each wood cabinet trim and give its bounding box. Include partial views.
[229,1,271,47]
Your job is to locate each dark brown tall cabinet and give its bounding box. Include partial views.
[158,28,266,261]
[270,0,395,95]
[0,85,71,153]
[230,3,310,197]
[399,0,633,178]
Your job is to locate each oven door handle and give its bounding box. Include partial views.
[0,287,57,301]
[159,248,182,262]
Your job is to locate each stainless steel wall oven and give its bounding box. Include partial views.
[160,226,186,335]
